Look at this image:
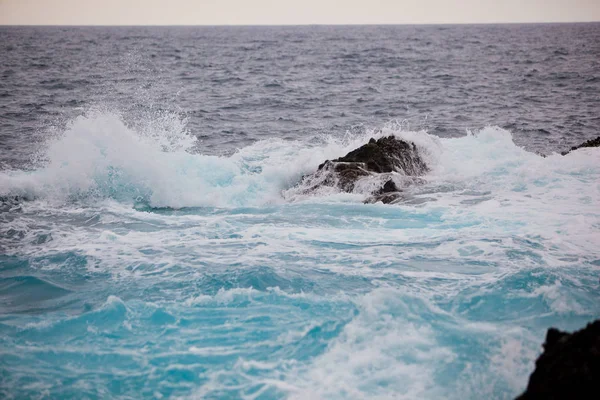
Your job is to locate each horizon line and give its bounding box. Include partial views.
[1,20,600,28]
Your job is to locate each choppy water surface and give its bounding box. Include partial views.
[1,25,599,399]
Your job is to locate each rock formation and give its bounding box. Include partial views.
[516,320,600,400]
[0,195,24,212]
[296,136,428,204]
[561,136,600,155]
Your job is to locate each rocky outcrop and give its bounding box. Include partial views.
[516,320,600,400]
[561,136,600,155]
[297,136,428,204]
[0,195,24,212]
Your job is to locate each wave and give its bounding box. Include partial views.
[0,109,598,210]
[1,109,598,400]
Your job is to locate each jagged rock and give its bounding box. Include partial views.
[327,136,427,175]
[516,320,600,400]
[367,179,402,204]
[561,136,600,155]
[0,195,24,212]
[297,136,428,203]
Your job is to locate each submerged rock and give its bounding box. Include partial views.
[296,136,428,203]
[561,136,600,155]
[0,195,25,212]
[516,320,600,400]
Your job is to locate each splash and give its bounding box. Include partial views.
[0,111,598,212]
[0,111,429,208]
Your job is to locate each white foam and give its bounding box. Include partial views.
[3,109,598,215]
[0,110,415,208]
[265,289,454,400]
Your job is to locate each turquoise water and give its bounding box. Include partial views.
[1,112,599,399]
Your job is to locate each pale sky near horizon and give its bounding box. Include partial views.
[1,0,599,25]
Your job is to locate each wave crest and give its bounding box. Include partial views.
[0,111,598,209]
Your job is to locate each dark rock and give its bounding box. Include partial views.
[328,135,427,175]
[296,136,428,203]
[369,192,402,204]
[0,195,25,212]
[561,136,600,155]
[316,160,371,193]
[367,179,402,204]
[516,320,600,400]
[380,179,400,194]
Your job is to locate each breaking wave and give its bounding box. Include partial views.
[1,109,597,211]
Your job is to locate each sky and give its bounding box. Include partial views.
[1,0,599,25]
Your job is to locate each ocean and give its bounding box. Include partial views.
[0,24,599,399]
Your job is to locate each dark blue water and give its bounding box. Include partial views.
[0,25,599,399]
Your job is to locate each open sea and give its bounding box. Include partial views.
[1,24,599,399]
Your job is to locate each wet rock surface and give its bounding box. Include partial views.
[297,136,428,203]
[516,320,600,400]
[561,136,600,155]
[0,195,25,213]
